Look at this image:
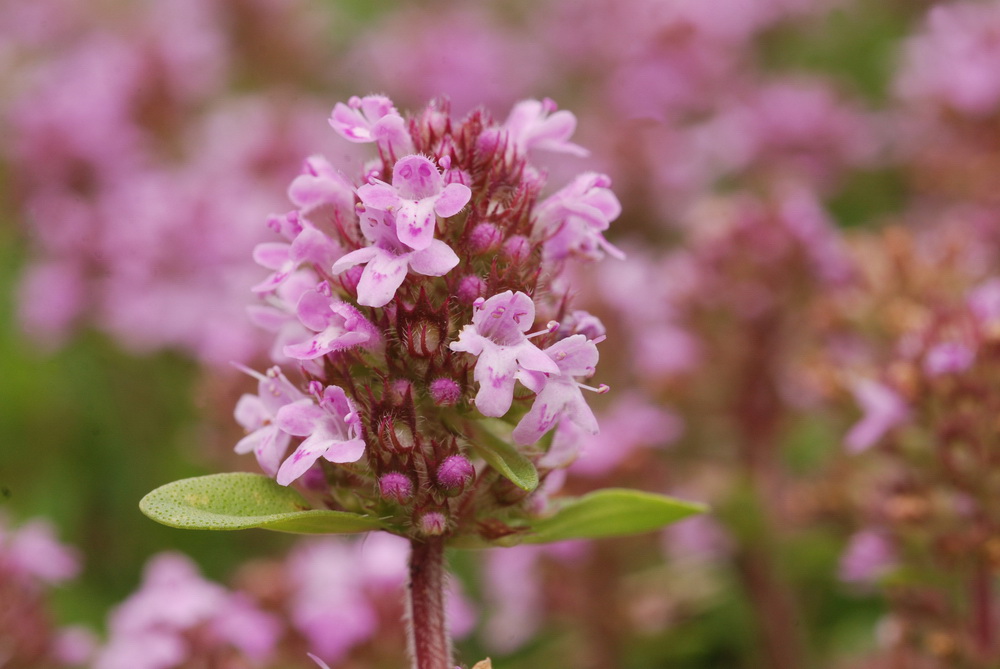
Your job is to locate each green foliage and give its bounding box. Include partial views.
[140,473,386,534]
[520,489,707,544]
[468,419,540,492]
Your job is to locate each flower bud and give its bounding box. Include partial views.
[455,275,486,304]
[436,455,475,494]
[503,235,532,262]
[379,473,414,504]
[469,223,503,254]
[416,510,448,537]
[429,378,461,407]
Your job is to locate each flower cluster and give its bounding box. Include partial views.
[236,95,615,542]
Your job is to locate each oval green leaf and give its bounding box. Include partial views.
[140,472,386,534]
[469,419,539,492]
[519,488,707,544]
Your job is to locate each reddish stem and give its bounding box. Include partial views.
[408,537,452,669]
[972,560,995,663]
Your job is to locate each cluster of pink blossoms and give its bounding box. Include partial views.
[236,95,615,540]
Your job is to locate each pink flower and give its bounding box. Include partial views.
[287,155,356,224]
[839,530,896,585]
[2,518,80,584]
[449,291,560,417]
[252,215,341,294]
[274,385,366,486]
[357,154,471,251]
[924,341,976,376]
[330,206,460,308]
[501,98,588,157]
[233,366,306,476]
[533,172,624,261]
[844,379,909,453]
[283,283,381,360]
[512,335,602,446]
[328,94,414,155]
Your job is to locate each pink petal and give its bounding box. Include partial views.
[356,253,409,307]
[357,182,400,212]
[321,437,366,464]
[276,435,331,486]
[253,243,291,271]
[434,183,472,218]
[396,199,437,251]
[275,400,325,437]
[408,239,459,276]
[331,246,379,275]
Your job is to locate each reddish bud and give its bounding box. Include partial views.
[436,455,475,494]
[469,223,503,254]
[379,473,414,504]
[429,378,462,406]
[503,235,532,262]
[416,510,448,537]
[456,275,487,304]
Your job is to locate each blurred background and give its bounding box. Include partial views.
[4,0,1000,667]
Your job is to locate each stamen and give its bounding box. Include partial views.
[576,382,610,394]
[526,321,560,339]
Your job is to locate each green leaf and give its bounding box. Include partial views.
[139,473,386,534]
[519,488,707,544]
[469,419,539,492]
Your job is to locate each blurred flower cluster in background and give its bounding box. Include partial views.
[6,0,1000,667]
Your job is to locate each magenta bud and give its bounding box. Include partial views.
[417,510,448,536]
[503,235,532,262]
[456,275,487,305]
[429,378,461,407]
[379,473,414,504]
[468,223,503,254]
[436,455,475,493]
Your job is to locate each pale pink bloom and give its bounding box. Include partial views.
[897,3,1000,116]
[502,98,588,157]
[924,341,976,376]
[287,155,357,224]
[844,379,909,453]
[839,530,897,585]
[331,206,459,308]
[513,335,601,446]
[969,278,1000,325]
[252,216,341,294]
[2,518,80,584]
[449,291,560,417]
[357,154,471,251]
[95,553,278,669]
[328,95,414,156]
[282,283,380,360]
[533,173,624,261]
[234,366,306,476]
[274,386,366,486]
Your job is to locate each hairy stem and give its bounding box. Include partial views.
[408,536,452,669]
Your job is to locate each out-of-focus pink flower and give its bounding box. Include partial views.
[329,95,414,156]
[533,173,624,262]
[1,518,80,584]
[897,3,1000,116]
[844,379,909,453]
[924,341,976,376]
[839,530,897,585]
[95,553,279,669]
